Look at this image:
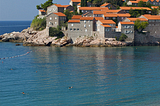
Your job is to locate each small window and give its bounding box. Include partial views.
[84,20,86,23]
[74,28,76,31]
[89,25,90,27]
[55,17,57,19]
[70,28,72,31]
[50,17,52,20]
[55,22,57,24]
[49,22,52,25]
[71,24,73,26]
[85,29,87,32]
[84,25,86,28]
[77,28,79,30]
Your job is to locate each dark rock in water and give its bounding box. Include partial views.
[16,44,21,46]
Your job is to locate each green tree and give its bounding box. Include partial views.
[151,8,159,15]
[138,1,146,7]
[93,0,102,7]
[134,19,149,32]
[64,9,73,21]
[36,5,41,10]
[30,16,46,31]
[119,33,128,41]
[49,27,64,38]
[36,0,53,10]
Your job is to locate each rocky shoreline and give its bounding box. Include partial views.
[0,28,158,47]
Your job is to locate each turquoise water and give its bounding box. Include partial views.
[1,21,160,105]
[1,43,160,105]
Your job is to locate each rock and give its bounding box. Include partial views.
[15,44,21,46]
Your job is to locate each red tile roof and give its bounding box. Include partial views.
[39,10,46,12]
[127,18,148,21]
[100,3,110,7]
[71,0,81,2]
[120,22,134,24]
[99,20,116,24]
[101,24,111,27]
[80,17,94,20]
[142,15,160,20]
[68,20,80,23]
[95,17,104,20]
[72,15,82,19]
[53,12,66,16]
[120,7,151,11]
[54,4,70,8]
[79,7,108,11]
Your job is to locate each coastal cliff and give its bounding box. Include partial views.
[0,27,130,47]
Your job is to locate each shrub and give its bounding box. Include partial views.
[49,27,64,38]
[119,33,128,41]
[30,16,46,31]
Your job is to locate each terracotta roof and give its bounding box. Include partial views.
[54,4,64,7]
[95,17,104,20]
[53,12,66,16]
[142,15,160,20]
[150,0,160,2]
[120,22,134,24]
[127,18,148,21]
[120,7,151,11]
[93,11,106,14]
[62,5,70,8]
[105,10,121,13]
[99,20,116,24]
[151,6,159,9]
[117,13,131,17]
[71,0,81,2]
[100,3,110,7]
[68,20,80,23]
[80,17,94,20]
[77,3,81,5]
[54,4,70,8]
[101,24,111,27]
[39,10,46,12]
[79,7,108,11]
[104,14,118,17]
[72,15,82,19]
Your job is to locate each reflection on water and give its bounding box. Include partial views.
[1,45,160,105]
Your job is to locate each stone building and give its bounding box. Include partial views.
[118,22,135,42]
[78,7,109,14]
[46,12,66,28]
[37,10,46,19]
[139,14,160,36]
[67,17,96,42]
[47,4,64,15]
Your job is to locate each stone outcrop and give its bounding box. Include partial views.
[73,36,128,47]
[0,27,130,47]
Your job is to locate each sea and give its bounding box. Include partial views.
[1,21,160,106]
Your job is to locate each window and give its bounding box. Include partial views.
[55,22,57,24]
[84,25,86,28]
[77,28,79,30]
[70,28,72,31]
[50,17,52,20]
[55,17,57,19]
[84,20,86,23]
[49,22,52,25]
[74,28,76,31]
[71,24,73,26]
[85,29,87,32]
[89,25,90,27]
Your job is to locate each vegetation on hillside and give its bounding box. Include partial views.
[134,19,149,33]
[119,33,128,41]
[49,27,64,38]
[129,8,148,18]
[30,16,46,31]
[36,0,53,10]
